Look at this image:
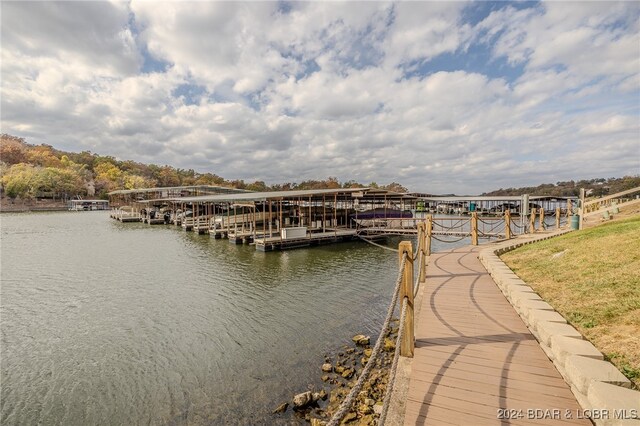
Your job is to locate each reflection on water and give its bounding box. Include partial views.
[1,212,465,425]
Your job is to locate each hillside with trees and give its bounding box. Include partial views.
[2,134,637,204]
[0,134,406,202]
[482,176,640,198]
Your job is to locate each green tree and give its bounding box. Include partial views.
[1,163,38,198]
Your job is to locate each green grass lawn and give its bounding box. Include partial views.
[501,215,640,388]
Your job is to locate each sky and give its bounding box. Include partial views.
[1,1,639,194]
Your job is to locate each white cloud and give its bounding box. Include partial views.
[1,1,638,194]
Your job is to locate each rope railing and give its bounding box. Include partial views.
[327,222,431,426]
[326,253,408,426]
[378,297,408,425]
[329,206,573,424]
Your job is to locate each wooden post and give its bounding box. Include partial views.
[579,188,585,230]
[268,200,273,238]
[540,207,545,230]
[529,208,536,233]
[556,207,561,229]
[334,194,337,237]
[279,199,283,241]
[567,199,572,217]
[398,241,414,358]
[417,223,426,284]
[426,215,433,256]
[471,212,478,245]
[505,210,512,239]
[322,195,326,232]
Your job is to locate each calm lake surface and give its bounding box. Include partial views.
[1,211,466,425]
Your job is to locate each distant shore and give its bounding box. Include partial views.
[0,198,70,213]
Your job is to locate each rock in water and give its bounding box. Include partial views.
[341,368,354,379]
[383,338,395,352]
[321,363,333,372]
[293,391,313,408]
[312,389,328,401]
[352,334,370,345]
[343,412,358,423]
[273,402,289,414]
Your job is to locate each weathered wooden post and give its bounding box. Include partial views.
[398,241,414,358]
[418,222,428,283]
[529,208,536,233]
[425,215,433,256]
[471,212,479,245]
[505,210,512,239]
[540,208,545,230]
[555,207,561,229]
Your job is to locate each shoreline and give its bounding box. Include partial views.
[276,322,401,425]
[0,206,70,213]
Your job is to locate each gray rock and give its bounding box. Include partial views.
[312,389,327,401]
[293,391,313,408]
[352,334,370,345]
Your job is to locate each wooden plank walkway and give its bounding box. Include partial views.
[405,246,590,425]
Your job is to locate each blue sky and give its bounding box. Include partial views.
[1,1,639,193]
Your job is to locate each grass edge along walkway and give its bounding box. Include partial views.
[501,215,640,388]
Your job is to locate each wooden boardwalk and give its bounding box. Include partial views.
[405,246,589,425]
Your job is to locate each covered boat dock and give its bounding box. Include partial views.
[169,188,416,250]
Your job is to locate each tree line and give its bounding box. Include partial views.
[2,134,637,201]
[0,134,407,200]
[481,176,640,198]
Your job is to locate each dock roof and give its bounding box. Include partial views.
[411,195,577,202]
[166,187,415,204]
[108,185,248,196]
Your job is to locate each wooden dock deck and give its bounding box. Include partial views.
[405,246,589,425]
[254,229,358,251]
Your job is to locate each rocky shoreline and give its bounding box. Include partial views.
[274,319,400,425]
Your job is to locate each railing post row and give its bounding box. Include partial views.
[398,241,414,358]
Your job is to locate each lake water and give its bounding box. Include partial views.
[1,211,466,425]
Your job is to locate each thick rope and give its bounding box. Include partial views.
[357,236,399,252]
[414,254,423,297]
[378,297,408,426]
[433,219,465,232]
[431,234,469,243]
[327,254,408,426]
[477,217,504,225]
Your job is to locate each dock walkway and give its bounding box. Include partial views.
[405,245,589,425]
